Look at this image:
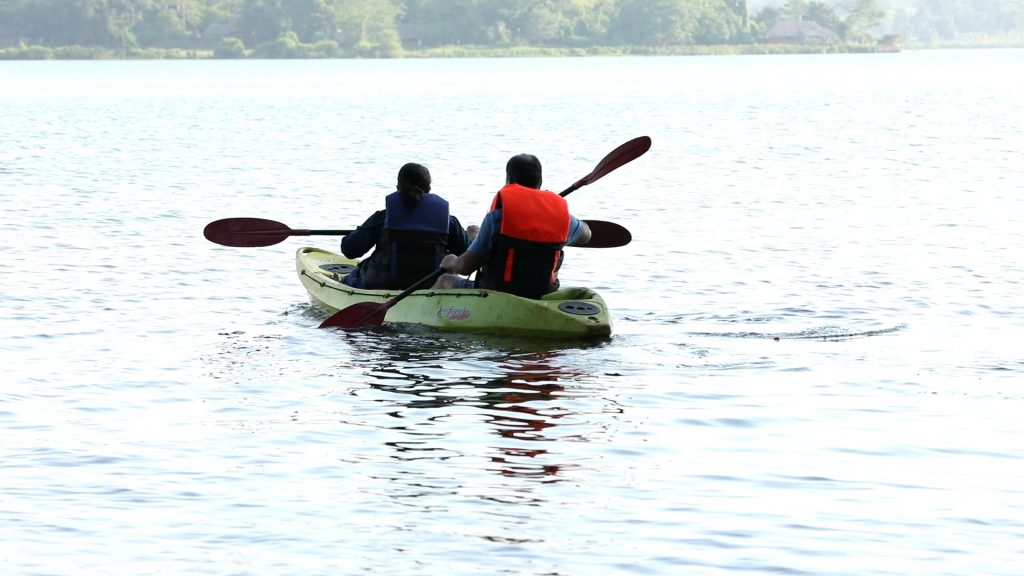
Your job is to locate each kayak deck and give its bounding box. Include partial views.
[296,247,612,338]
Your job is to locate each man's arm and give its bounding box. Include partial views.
[441,249,484,275]
[440,211,495,274]
[566,216,592,246]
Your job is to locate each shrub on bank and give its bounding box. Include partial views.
[214,37,246,59]
[53,45,114,59]
[0,44,208,59]
[309,40,343,58]
[0,45,53,59]
[249,35,346,58]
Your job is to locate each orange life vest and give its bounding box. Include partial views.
[476,184,570,298]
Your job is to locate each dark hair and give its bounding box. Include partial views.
[397,162,432,208]
[505,154,542,189]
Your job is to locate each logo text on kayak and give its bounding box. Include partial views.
[437,306,470,321]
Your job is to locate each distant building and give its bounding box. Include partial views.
[767,19,840,45]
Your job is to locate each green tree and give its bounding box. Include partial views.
[696,0,751,44]
[805,1,843,36]
[0,0,33,45]
[612,0,703,46]
[134,1,193,47]
[401,0,494,46]
[198,0,244,35]
[752,5,782,40]
[332,0,403,55]
[844,0,884,41]
[908,0,1024,40]
[283,0,335,42]
[562,0,616,44]
[235,0,290,45]
[500,0,568,44]
[781,0,808,19]
[4,0,142,47]
[3,0,1023,53]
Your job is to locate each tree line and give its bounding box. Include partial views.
[1,0,1022,58]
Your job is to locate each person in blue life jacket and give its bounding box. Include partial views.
[338,162,477,289]
[432,154,592,299]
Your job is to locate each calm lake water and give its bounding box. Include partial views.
[2,51,1023,575]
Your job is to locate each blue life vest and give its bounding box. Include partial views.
[359,191,450,289]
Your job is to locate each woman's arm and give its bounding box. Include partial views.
[340,210,385,258]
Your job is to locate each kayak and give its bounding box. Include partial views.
[296,247,612,338]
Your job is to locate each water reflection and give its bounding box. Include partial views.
[341,329,604,483]
[476,360,571,481]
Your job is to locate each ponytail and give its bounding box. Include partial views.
[396,163,432,209]
[400,185,425,208]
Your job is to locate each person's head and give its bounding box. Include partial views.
[397,162,431,207]
[505,154,542,189]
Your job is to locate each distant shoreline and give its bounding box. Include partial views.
[2,41,1022,61]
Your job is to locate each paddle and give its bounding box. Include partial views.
[559,135,651,197]
[203,218,353,248]
[210,137,650,249]
[204,217,628,249]
[320,136,650,330]
[319,268,445,330]
[317,220,628,329]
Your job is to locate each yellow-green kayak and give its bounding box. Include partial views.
[296,247,612,338]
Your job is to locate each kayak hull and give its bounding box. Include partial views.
[296,247,612,338]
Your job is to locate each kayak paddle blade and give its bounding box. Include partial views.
[204,217,293,247]
[562,136,651,196]
[319,302,389,330]
[320,268,443,330]
[579,220,632,248]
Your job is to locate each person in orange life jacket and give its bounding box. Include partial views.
[432,153,592,299]
[338,162,477,290]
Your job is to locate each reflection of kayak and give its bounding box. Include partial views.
[296,247,612,338]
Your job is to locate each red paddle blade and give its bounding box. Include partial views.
[564,136,651,194]
[319,302,390,329]
[203,217,293,247]
[579,220,631,248]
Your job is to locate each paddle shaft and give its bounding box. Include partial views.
[296,224,626,245]
[288,222,621,245]
[388,268,445,309]
[317,268,445,329]
[292,229,353,236]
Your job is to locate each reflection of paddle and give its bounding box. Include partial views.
[203,218,352,248]
[320,136,650,330]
